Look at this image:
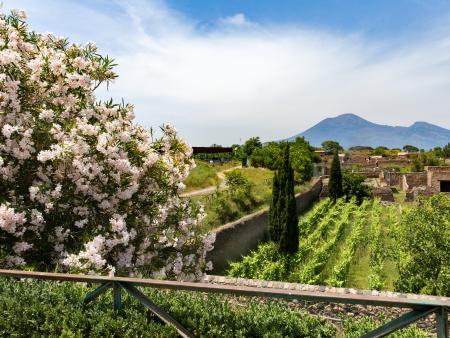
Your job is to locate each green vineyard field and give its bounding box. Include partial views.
[228,198,405,291]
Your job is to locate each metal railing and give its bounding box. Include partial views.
[0,269,448,338]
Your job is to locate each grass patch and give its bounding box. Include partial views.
[184,160,240,192]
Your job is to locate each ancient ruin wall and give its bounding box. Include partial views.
[426,166,450,193]
[400,172,427,191]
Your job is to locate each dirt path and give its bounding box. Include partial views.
[181,166,242,198]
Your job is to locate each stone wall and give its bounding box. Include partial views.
[426,166,450,193]
[207,179,323,273]
[372,187,395,202]
[380,171,403,186]
[400,172,427,191]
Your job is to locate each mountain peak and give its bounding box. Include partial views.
[289,115,450,149]
[321,113,373,128]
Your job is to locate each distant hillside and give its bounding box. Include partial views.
[288,114,450,149]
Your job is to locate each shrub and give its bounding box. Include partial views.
[342,316,428,338]
[395,193,450,296]
[0,10,214,279]
[0,277,337,337]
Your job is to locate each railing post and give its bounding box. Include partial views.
[436,307,449,338]
[113,282,122,311]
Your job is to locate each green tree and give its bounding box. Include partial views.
[395,194,450,296]
[328,152,343,202]
[342,171,370,204]
[269,145,299,254]
[242,137,262,159]
[269,170,280,242]
[403,145,419,153]
[369,146,389,157]
[411,152,442,172]
[443,143,450,158]
[321,140,343,154]
[290,137,315,182]
[250,142,282,169]
[433,146,444,158]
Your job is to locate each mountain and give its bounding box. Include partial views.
[288,114,450,149]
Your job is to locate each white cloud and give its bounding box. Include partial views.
[4,0,450,145]
[218,13,253,28]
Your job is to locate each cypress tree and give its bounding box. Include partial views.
[269,144,299,253]
[328,151,343,202]
[269,170,280,242]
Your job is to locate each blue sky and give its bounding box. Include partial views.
[168,0,448,37]
[4,0,450,145]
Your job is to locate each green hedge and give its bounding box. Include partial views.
[0,277,430,337]
[0,277,335,337]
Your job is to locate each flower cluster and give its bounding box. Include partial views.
[0,10,214,280]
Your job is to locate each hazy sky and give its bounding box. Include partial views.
[5,0,450,145]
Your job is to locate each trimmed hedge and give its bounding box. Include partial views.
[0,277,430,337]
[0,277,335,337]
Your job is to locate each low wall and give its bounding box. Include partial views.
[207,179,323,273]
[400,172,427,191]
[381,171,403,186]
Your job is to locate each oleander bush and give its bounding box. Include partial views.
[0,9,214,279]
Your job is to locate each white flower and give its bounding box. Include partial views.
[11,9,27,20]
[12,241,33,254]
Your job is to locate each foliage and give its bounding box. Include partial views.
[224,170,251,191]
[0,10,214,279]
[290,137,316,182]
[368,146,401,158]
[0,277,337,337]
[443,143,450,158]
[241,137,262,159]
[321,140,343,154]
[342,316,428,338]
[269,144,299,254]
[326,200,371,287]
[249,142,282,170]
[369,146,389,156]
[367,200,385,290]
[410,152,443,171]
[395,194,450,296]
[348,146,373,151]
[328,152,343,202]
[227,242,291,281]
[250,137,316,183]
[342,171,371,204]
[402,145,419,153]
[292,200,357,284]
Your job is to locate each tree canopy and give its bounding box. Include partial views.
[321,140,343,154]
